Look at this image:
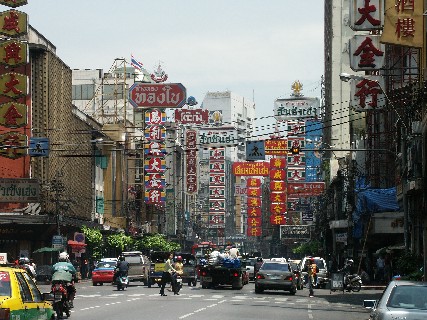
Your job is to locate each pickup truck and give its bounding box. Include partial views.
[199,261,244,290]
[121,251,150,285]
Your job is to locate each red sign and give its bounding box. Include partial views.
[247,197,261,207]
[246,178,261,187]
[287,182,326,196]
[247,217,261,228]
[270,192,287,203]
[265,139,287,156]
[175,108,209,124]
[129,83,187,109]
[270,181,286,192]
[270,203,287,214]
[270,214,286,225]
[247,227,262,237]
[247,207,261,217]
[247,187,261,197]
[270,169,286,180]
[270,157,286,169]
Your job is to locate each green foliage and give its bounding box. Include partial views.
[81,225,103,259]
[395,251,423,276]
[135,234,181,252]
[292,240,321,256]
[106,233,133,252]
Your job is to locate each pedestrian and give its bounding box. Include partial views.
[303,258,318,297]
[376,255,385,283]
[159,252,177,296]
[229,245,239,259]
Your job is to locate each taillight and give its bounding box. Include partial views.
[92,271,97,276]
[256,274,265,279]
[233,272,239,277]
[201,271,207,276]
[286,276,293,281]
[0,308,10,319]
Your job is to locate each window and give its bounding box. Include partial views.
[0,271,11,296]
[23,272,42,302]
[16,272,33,302]
[72,84,95,100]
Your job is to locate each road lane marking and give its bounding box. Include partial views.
[308,303,313,319]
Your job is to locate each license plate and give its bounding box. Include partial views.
[202,276,212,282]
[54,292,62,300]
[269,276,282,280]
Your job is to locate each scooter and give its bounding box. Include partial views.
[343,273,362,292]
[51,281,71,319]
[175,274,182,293]
[116,274,129,291]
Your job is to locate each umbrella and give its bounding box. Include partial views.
[33,247,61,253]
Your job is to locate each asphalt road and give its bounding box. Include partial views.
[38,280,382,320]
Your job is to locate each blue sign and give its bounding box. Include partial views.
[246,141,265,161]
[29,137,49,157]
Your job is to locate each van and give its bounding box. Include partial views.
[121,251,150,284]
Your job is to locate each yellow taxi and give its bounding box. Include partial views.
[0,266,54,320]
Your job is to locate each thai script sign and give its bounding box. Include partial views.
[274,97,320,121]
[129,83,187,109]
[232,162,269,176]
[287,182,325,196]
[265,139,287,156]
[175,108,209,125]
[0,178,39,202]
[280,225,310,239]
[199,126,238,147]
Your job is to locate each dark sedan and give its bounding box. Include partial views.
[92,261,116,286]
[255,260,297,295]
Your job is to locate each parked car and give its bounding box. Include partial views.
[121,251,150,284]
[92,261,116,286]
[364,280,427,319]
[0,267,55,319]
[299,256,329,288]
[288,259,304,290]
[255,260,297,295]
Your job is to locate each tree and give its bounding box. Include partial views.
[292,240,321,256]
[134,234,180,253]
[81,225,103,259]
[106,233,133,252]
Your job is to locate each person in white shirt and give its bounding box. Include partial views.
[229,246,239,259]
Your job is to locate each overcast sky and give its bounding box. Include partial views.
[22,0,324,137]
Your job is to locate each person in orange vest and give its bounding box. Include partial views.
[303,258,319,297]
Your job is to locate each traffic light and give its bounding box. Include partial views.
[290,146,300,155]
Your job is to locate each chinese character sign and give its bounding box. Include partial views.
[349,35,385,71]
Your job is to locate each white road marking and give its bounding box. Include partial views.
[308,303,313,319]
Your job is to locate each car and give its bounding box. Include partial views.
[299,256,329,288]
[92,261,116,286]
[364,280,427,319]
[121,251,151,284]
[0,266,55,319]
[174,252,198,286]
[242,258,257,281]
[254,260,297,295]
[288,259,304,290]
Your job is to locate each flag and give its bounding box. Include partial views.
[130,54,143,71]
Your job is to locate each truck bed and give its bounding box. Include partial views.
[199,265,243,289]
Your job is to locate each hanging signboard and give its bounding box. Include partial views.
[129,83,187,109]
[274,97,320,121]
[232,162,269,176]
[175,108,209,125]
[199,126,238,147]
[0,178,39,202]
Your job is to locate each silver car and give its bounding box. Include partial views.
[254,260,297,295]
[364,280,427,319]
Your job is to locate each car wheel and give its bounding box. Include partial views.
[99,282,104,286]
[255,285,264,294]
[289,287,297,295]
[192,279,197,287]
[92,282,97,286]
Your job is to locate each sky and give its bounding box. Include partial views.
[21,0,324,137]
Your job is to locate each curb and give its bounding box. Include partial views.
[361,285,386,290]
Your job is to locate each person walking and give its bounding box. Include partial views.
[159,252,177,296]
[303,258,318,297]
[376,255,385,283]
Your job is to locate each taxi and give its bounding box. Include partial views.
[0,266,54,319]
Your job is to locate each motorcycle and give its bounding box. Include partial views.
[51,281,71,319]
[343,273,362,292]
[175,273,182,294]
[116,273,129,291]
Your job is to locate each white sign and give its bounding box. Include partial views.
[349,35,385,71]
[274,97,321,121]
[349,0,383,31]
[350,76,386,111]
[199,126,238,147]
[0,253,7,264]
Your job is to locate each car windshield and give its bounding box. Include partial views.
[314,259,325,269]
[261,263,290,272]
[96,262,114,269]
[387,285,427,310]
[0,271,12,297]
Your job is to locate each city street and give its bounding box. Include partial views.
[38,280,382,320]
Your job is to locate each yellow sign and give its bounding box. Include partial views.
[0,72,28,98]
[381,0,423,48]
[0,40,28,66]
[0,101,28,127]
[0,10,28,37]
[0,131,27,159]
[0,0,28,8]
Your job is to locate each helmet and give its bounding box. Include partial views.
[176,256,182,261]
[257,257,263,262]
[58,252,69,262]
[19,257,30,265]
[347,259,354,264]
[119,255,125,261]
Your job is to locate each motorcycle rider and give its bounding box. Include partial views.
[341,259,355,291]
[114,255,129,284]
[173,256,184,294]
[52,252,77,308]
[18,257,37,280]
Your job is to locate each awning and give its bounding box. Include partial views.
[67,240,87,248]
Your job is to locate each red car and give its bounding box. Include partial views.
[92,261,116,286]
